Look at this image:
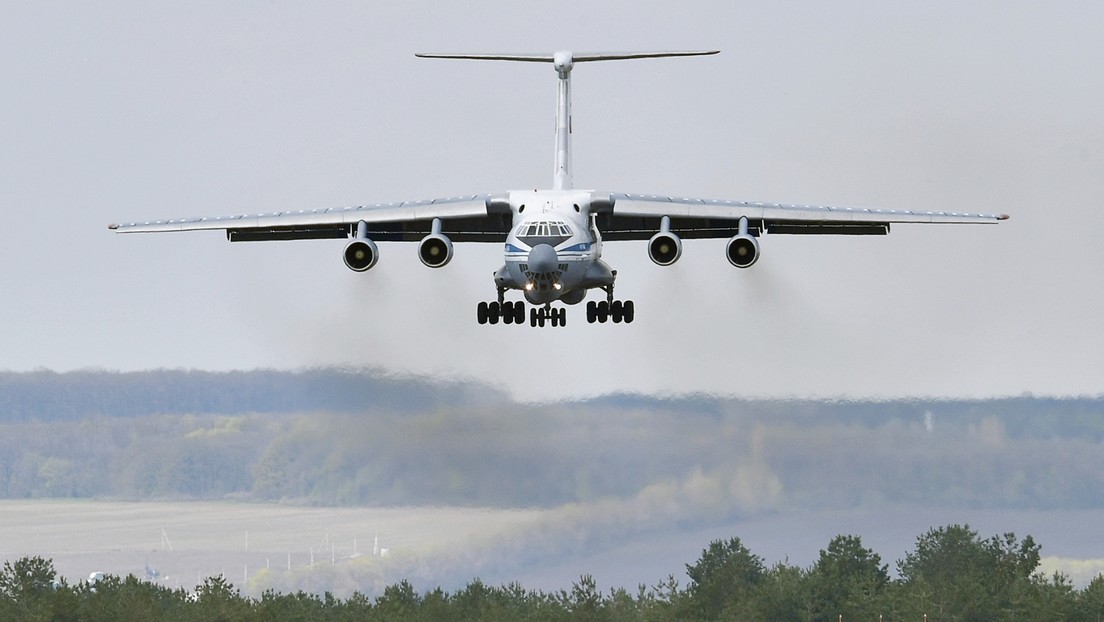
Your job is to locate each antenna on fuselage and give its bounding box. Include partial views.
[415,50,720,191]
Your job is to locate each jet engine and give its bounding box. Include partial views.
[648,216,682,266]
[418,233,453,268]
[418,217,454,268]
[726,216,760,268]
[344,220,378,272]
[725,235,759,267]
[344,238,378,272]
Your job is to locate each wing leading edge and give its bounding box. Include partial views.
[109,194,514,243]
[596,192,1008,240]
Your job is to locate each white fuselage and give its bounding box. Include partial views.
[493,52,618,306]
[498,189,611,305]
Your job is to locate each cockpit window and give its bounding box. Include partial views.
[515,220,573,247]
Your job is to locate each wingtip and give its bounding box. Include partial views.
[107,223,119,230]
[998,214,1010,221]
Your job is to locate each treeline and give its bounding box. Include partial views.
[5,525,1104,621]
[3,369,1104,442]
[0,369,506,421]
[4,400,1104,507]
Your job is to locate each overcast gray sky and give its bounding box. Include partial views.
[2,1,1102,400]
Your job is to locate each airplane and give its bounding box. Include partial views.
[110,50,1008,328]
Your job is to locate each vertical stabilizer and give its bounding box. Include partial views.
[415,50,719,190]
[552,51,574,190]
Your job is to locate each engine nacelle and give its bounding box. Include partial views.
[344,238,379,272]
[726,234,760,268]
[418,233,453,268]
[648,231,682,266]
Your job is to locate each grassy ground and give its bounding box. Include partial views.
[0,499,543,593]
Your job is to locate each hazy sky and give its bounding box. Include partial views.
[3,1,1102,400]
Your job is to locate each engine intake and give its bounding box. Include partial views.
[726,235,759,268]
[726,216,760,268]
[418,218,454,268]
[419,234,453,268]
[344,238,379,272]
[648,216,682,266]
[344,220,378,272]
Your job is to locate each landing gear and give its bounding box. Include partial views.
[529,305,566,328]
[477,299,525,325]
[586,283,635,324]
[586,300,634,323]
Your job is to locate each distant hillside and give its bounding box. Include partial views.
[1,368,1102,509]
[2,368,1102,439]
[0,368,509,421]
[581,392,1104,441]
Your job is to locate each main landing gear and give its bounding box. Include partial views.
[586,300,634,323]
[585,283,635,324]
[476,300,526,325]
[477,286,529,325]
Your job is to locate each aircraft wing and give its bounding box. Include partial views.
[595,192,1008,240]
[109,194,514,242]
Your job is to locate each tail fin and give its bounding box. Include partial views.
[416,51,720,190]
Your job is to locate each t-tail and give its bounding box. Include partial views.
[415,50,719,190]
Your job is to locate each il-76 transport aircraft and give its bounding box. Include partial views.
[111,51,1008,328]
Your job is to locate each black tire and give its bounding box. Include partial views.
[611,300,623,324]
[502,301,514,324]
[559,308,567,327]
[538,313,545,328]
[514,302,525,324]
[488,302,500,325]
[597,300,609,323]
[586,301,597,323]
[530,307,538,327]
[477,302,488,325]
[623,300,635,323]
[551,310,559,327]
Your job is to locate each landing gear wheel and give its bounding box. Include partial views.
[477,302,489,325]
[514,302,525,324]
[611,300,623,324]
[623,300,635,323]
[530,307,539,327]
[596,300,609,323]
[558,308,567,327]
[586,301,597,324]
[488,301,500,325]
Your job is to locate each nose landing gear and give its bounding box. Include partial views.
[530,304,566,328]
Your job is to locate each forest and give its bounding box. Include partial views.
[1,369,1102,508]
[4,525,1104,621]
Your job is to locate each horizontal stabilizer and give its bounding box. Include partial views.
[415,50,719,63]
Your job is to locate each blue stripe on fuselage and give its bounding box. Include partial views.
[558,242,591,252]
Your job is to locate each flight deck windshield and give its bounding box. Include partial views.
[516,220,572,247]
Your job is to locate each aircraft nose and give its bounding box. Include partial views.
[527,244,558,273]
